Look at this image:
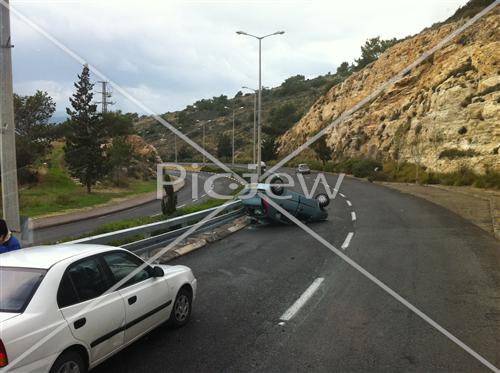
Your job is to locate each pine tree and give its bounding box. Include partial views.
[64,65,108,193]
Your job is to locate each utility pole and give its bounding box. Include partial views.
[0,0,20,232]
[96,80,113,114]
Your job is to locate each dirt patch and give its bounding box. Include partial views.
[379,182,500,240]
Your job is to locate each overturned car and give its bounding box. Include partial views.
[239,181,330,224]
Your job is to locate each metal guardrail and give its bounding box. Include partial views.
[66,200,244,252]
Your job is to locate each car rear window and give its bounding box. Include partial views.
[0,267,46,313]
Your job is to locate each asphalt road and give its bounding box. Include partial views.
[93,170,500,373]
[33,171,236,244]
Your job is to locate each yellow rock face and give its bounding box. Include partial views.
[278,9,500,174]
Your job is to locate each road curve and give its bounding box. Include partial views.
[93,170,500,373]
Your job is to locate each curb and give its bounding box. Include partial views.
[150,216,250,263]
[32,178,185,230]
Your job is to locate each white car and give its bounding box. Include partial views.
[0,244,197,373]
[297,163,311,174]
[247,161,267,172]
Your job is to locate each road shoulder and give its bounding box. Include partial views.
[379,182,500,240]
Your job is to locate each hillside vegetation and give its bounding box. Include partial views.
[16,142,157,217]
[278,0,499,177]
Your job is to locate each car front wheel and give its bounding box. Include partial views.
[50,350,86,373]
[170,287,192,328]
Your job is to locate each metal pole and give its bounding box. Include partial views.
[232,108,235,165]
[257,38,262,178]
[252,92,256,165]
[174,135,177,163]
[202,122,206,164]
[102,81,107,114]
[0,0,20,232]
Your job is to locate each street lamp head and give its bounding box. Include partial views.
[276,31,285,35]
[236,31,247,35]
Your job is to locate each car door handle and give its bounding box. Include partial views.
[128,296,137,305]
[74,318,86,329]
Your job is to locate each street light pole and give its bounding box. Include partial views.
[225,106,244,165]
[257,38,262,177]
[174,125,181,163]
[236,30,285,178]
[0,0,20,232]
[196,120,211,164]
[242,86,257,166]
[174,135,177,163]
[202,122,206,164]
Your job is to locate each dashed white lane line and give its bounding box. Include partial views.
[341,232,354,250]
[192,198,198,202]
[201,193,207,198]
[339,193,346,198]
[178,204,186,208]
[346,200,352,207]
[351,211,357,221]
[279,277,324,322]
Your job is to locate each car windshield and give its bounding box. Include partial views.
[0,267,46,313]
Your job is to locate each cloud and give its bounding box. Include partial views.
[9,0,468,116]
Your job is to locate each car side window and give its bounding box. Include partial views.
[101,251,151,288]
[66,257,110,304]
[57,272,79,308]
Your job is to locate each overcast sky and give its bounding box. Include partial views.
[10,0,468,118]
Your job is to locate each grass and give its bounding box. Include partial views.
[18,144,157,217]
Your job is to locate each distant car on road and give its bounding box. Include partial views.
[247,161,267,173]
[239,182,329,224]
[0,244,197,373]
[297,163,311,174]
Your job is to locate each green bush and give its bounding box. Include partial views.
[439,148,479,159]
[350,159,382,178]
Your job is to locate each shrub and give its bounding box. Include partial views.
[439,148,479,159]
[351,159,383,178]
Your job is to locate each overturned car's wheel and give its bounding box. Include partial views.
[169,287,192,328]
[315,193,330,209]
[269,176,284,196]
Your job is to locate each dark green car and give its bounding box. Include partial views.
[239,183,330,224]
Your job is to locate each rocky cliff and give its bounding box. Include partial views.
[277,6,499,173]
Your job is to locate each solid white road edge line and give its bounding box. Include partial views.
[346,200,352,207]
[341,232,354,250]
[351,211,357,221]
[280,277,324,322]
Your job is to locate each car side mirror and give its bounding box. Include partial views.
[152,266,164,277]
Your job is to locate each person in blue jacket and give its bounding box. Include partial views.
[0,219,21,254]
